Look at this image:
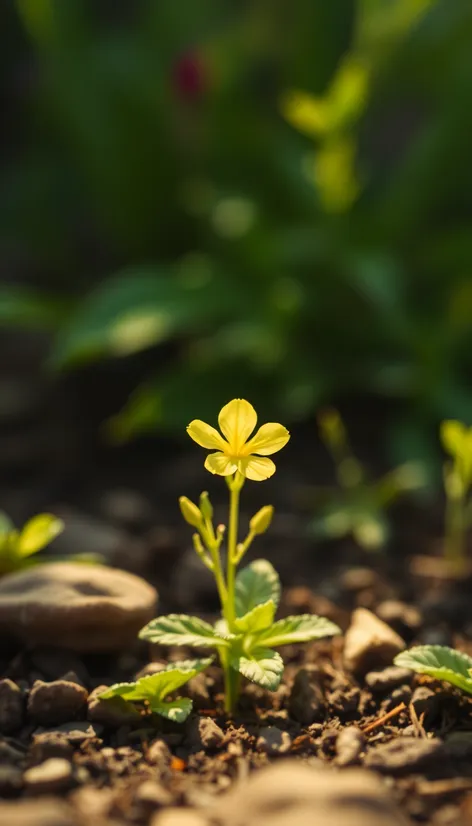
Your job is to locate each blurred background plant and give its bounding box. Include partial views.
[3,0,472,481]
[305,408,426,550]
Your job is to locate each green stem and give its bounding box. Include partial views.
[225,474,242,629]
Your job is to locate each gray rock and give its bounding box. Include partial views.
[335,727,365,767]
[343,609,405,675]
[0,562,157,652]
[256,726,292,755]
[134,779,173,810]
[147,738,172,769]
[23,758,73,794]
[28,680,88,726]
[365,737,445,775]
[365,666,413,693]
[288,666,324,725]
[0,679,24,733]
[210,761,408,826]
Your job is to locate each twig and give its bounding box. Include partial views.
[361,702,406,734]
[409,701,427,738]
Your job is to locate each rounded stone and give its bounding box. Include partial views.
[0,563,157,652]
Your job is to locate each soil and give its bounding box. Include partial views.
[1,344,472,824]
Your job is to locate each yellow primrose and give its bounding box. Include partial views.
[187,399,290,481]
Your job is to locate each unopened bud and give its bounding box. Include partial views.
[216,523,226,539]
[179,496,203,528]
[199,491,213,521]
[250,505,274,536]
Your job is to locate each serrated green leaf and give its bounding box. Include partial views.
[17,514,64,558]
[149,698,193,723]
[394,646,472,695]
[233,648,284,690]
[235,559,281,618]
[139,615,232,648]
[234,600,276,633]
[97,658,212,713]
[254,614,341,648]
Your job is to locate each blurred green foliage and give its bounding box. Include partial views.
[3,0,472,464]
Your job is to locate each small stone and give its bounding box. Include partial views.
[0,799,77,826]
[288,667,324,725]
[335,727,365,767]
[210,761,407,825]
[186,717,225,751]
[70,786,115,820]
[365,737,445,776]
[0,562,157,652]
[151,809,210,826]
[28,680,88,726]
[87,686,140,727]
[0,679,24,733]
[29,732,73,763]
[365,667,413,693]
[340,568,378,592]
[256,726,292,755]
[343,608,405,675]
[23,758,73,793]
[135,779,173,809]
[44,721,102,744]
[147,738,172,768]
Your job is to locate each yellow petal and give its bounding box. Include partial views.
[218,399,257,452]
[204,452,238,476]
[239,456,276,481]
[187,420,227,450]
[245,423,290,456]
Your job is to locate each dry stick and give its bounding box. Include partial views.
[409,700,427,738]
[361,702,406,734]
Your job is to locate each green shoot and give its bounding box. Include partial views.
[394,646,472,696]
[0,513,64,576]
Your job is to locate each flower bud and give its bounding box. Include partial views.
[179,496,203,528]
[199,491,213,521]
[249,505,274,536]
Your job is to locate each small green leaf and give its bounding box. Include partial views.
[394,646,472,695]
[149,698,193,723]
[441,420,466,459]
[139,615,231,648]
[233,648,284,690]
[235,559,281,618]
[255,614,341,648]
[17,514,64,557]
[234,600,276,633]
[97,658,212,720]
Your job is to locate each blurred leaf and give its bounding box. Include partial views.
[0,288,68,330]
[17,514,64,557]
[52,266,244,368]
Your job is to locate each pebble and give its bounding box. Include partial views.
[151,809,210,826]
[365,666,413,693]
[256,726,292,755]
[0,562,157,652]
[335,727,365,767]
[134,779,174,810]
[0,679,24,733]
[87,686,140,728]
[210,761,407,825]
[376,600,422,636]
[23,758,73,794]
[28,680,88,726]
[0,799,78,826]
[364,737,445,775]
[186,716,225,751]
[147,738,172,769]
[29,731,73,763]
[0,764,23,796]
[343,608,405,675]
[288,666,325,725]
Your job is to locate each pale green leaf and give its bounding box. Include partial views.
[234,600,276,633]
[17,514,64,557]
[149,698,193,723]
[394,646,472,695]
[235,559,281,618]
[97,658,212,709]
[139,615,232,648]
[255,614,341,648]
[440,420,466,458]
[233,648,284,690]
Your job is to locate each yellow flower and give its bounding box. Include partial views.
[187,399,290,481]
